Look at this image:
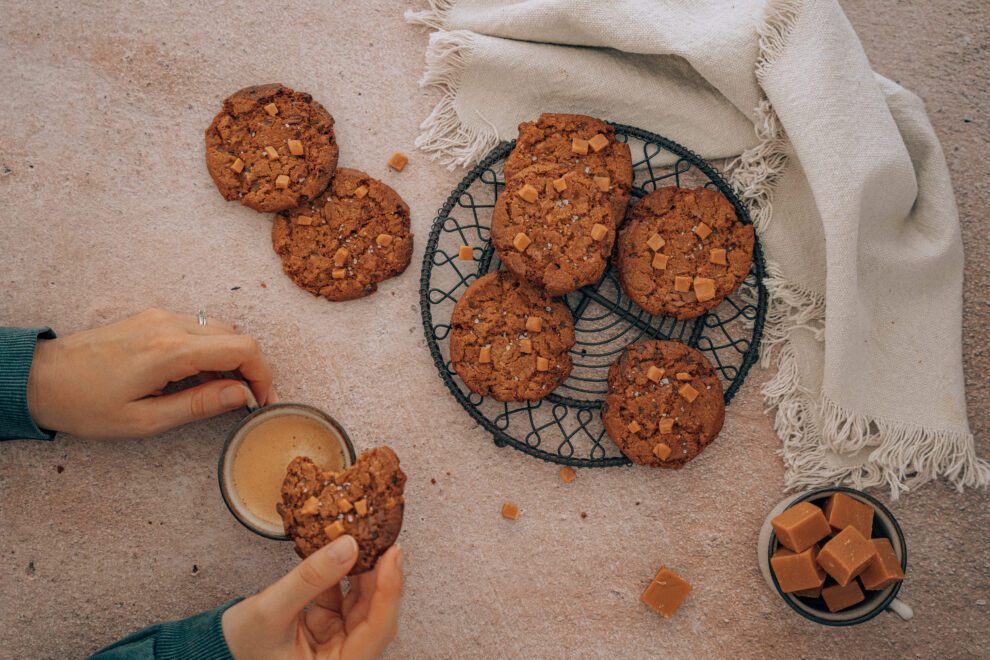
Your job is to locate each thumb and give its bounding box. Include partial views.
[257,536,359,622]
[136,380,251,434]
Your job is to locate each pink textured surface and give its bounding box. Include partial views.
[1,1,988,657]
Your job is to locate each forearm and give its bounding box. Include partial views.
[0,326,56,440]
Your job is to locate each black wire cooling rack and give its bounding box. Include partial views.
[420,124,768,467]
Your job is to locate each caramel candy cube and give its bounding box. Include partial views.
[287,139,304,156]
[324,520,346,540]
[593,176,611,192]
[337,497,354,513]
[353,499,368,516]
[559,466,577,483]
[265,146,279,160]
[646,365,664,383]
[501,502,519,520]
[709,248,727,265]
[822,581,865,613]
[275,174,290,190]
[651,253,669,271]
[536,356,550,371]
[387,152,408,171]
[653,443,672,460]
[658,418,675,434]
[332,268,347,279]
[817,526,879,586]
[675,372,692,381]
[859,538,904,590]
[823,492,874,538]
[770,545,826,593]
[334,247,349,266]
[526,316,543,333]
[678,383,699,403]
[263,102,279,116]
[627,420,642,434]
[354,185,369,199]
[513,232,532,251]
[376,233,394,247]
[693,222,712,240]
[793,584,824,599]
[771,501,831,552]
[230,157,245,173]
[552,177,568,192]
[571,137,589,155]
[517,183,539,203]
[590,223,608,241]
[693,278,716,303]
[674,276,692,292]
[588,133,610,153]
[479,346,492,364]
[646,233,666,251]
[295,215,314,226]
[458,245,473,261]
[641,567,692,619]
[519,338,533,354]
[300,496,320,516]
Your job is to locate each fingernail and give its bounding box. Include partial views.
[220,384,246,408]
[394,543,404,569]
[329,535,358,564]
[267,385,280,405]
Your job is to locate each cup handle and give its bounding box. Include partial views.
[886,597,914,621]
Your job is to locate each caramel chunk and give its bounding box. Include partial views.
[517,183,539,203]
[646,365,664,383]
[771,501,832,553]
[770,545,826,593]
[519,338,534,354]
[526,316,543,333]
[571,138,589,155]
[693,278,716,303]
[674,276,692,292]
[646,233,666,251]
[287,139,304,156]
[641,567,692,619]
[300,496,320,516]
[590,223,608,241]
[793,584,824,599]
[387,152,408,171]
[337,497,354,513]
[265,146,279,160]
[627,420,642,434]
[354,185,369,199]
[334,247,349,266]
[479,346,492,363]
[817,526,879,586]
[823,492,874,538]
[859,538,904,590]
[275,174,290,190]
[658,418,675,434]
[353,499,369,516]
[822,581,865,613]
[230,157,245,173]
[653,443,672,460]
[651,253,669,271]
[675,372,692,381]
[513,232,532,251]
[593,176,611,192]
[332,268,347,279]
[552,177,568,192]
[559,467,577,483]
[709,248,727,265]
[324,520,346,540]
[376,233,394,247]
[693,222,712,240]
[263,102,279,116]
[296,215,314,226]
[501,502,519,520]
[678,383,699,403]
[536,356,550,372]
[588,133,610,153]
[458,245,473,261]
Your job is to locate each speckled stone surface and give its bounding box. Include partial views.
[0,1,987,658]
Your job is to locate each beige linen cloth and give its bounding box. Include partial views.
[406,0,989,497]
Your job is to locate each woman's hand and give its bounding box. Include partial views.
[26,308,276,438]
[222,536,404,660]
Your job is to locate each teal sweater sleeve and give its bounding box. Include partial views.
[0,326,56,440]
[90,598,243,660]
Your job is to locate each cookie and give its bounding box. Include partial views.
[601,340,724,468]
[278,446,406,574]
[205,83,339,213]
[616,186,754,319]
[492,162,616,296]
[450,271,575,402]
[272,168,413,301]
[504,113,633,223]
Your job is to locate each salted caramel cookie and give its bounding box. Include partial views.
[601,340,724,468]
[450,271,575,402]
[504,113,633,223]
[272,168,413,301]
[492,163,615,296]
[278,447,406,574]
[205,83,338,213]
[616,186,754,319]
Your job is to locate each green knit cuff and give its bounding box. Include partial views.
[0,326,56,440]
[153,598,242,660]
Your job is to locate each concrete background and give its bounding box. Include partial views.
[1,1,987,657]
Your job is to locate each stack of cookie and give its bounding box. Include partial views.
[204,83,413,301]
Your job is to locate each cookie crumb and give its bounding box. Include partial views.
[191,564,200,575]
[55,465,64,474]
[387,152,409,172]
[580,511,588,519]
[430,478,437,485]
[501,502,519,520]
[559,467,577,483]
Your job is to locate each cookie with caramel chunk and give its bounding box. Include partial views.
[205,83,338,212]
[601,340,724,468]
[450,271,575,402]
[616,187,753,319]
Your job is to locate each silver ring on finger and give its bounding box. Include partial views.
[197,309,208,327]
